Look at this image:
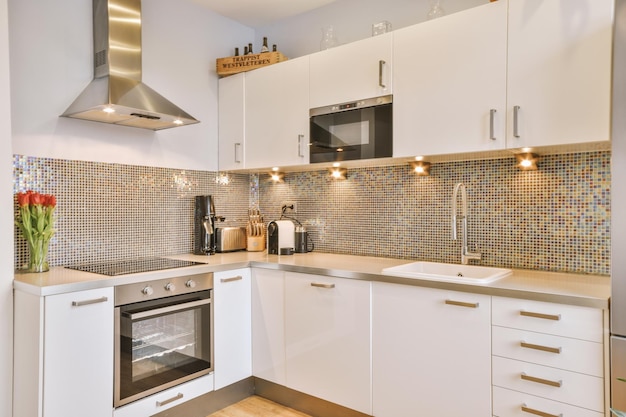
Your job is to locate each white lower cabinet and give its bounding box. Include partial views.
[284,272,372,415]
[214,268,252,390]
[372,282,492,417]
[493,386,604,417]
[491,296,606,417]
[13,287,114,417]
[251,268,287,385]
[113,374,214,417]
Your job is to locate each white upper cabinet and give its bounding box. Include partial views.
[245,55,310,169]
[393,1,507,157]
[506,0,613,149]
[218,73,245,171]
[309,32,392,109]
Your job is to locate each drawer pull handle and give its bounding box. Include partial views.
[71,296,108,307]
[520,310,561,321]
[221,276,243,283]
[521,372,562,388]
[311,282,335,289]
[156,392,183,407]
[521,404,562,417]
[520,341,562,354]
[445,299,479,308]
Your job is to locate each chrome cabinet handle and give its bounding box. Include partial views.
[521,404,562,417]
[221,275,243,283]
[379,60,386,89]
[513,105,521,138]
[489,109,497,140]
[298,134,305,157]
[520,310,561,321]
[234,142,242,163]
[520,341,562,354]
[521,372,562,388]
[445,299,479,308]
[311,282,335,289]
[72,296,108,307]
[156,392,183,407]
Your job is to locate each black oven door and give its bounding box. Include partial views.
[310,100,392,163]
[114,290,213,407]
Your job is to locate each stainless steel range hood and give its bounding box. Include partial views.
[61,0,199,130]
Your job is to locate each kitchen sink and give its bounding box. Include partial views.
[382,261,512,284]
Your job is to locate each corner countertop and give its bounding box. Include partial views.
[13,251,611,309]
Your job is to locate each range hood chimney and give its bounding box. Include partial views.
[61,0,199,130]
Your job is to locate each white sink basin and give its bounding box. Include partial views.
[382,261,512,284]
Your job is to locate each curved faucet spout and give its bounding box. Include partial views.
[451,183,481,265]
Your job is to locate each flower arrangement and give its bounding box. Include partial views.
[15,190,56,272]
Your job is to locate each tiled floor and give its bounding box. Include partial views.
[207,396,311,417]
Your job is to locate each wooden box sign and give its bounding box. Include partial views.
[216,51,288,76]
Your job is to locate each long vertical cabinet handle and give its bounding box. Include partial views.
[379,60,386,89]
[234,143,242,163]
[489,109,497,140]
[298,134,305,157]
[513,105,521,138]
[521,404,562,417]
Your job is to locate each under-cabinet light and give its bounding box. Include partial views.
[515,153,540,170]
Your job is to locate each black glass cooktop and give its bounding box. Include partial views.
[66,257,204,276]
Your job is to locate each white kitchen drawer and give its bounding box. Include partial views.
[493,386,604,417]
[492,296,603,342]
[113,374,214,417]
[492,356,604,412]
[492,326,603,377]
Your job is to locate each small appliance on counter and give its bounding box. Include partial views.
[267,220,295,255]
[215,226,247,252]
[194,195,217,255]
[294,225,314,253]
[194,195,243,255]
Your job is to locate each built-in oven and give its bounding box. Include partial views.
[309,95,392,163]
[114,272,213,408]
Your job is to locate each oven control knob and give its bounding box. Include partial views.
[165,282,176,292]
[142,286,154,296]
[185,279,197,288]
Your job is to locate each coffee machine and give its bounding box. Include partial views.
[194,195,217,255]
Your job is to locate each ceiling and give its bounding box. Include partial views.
[191,0,341,28]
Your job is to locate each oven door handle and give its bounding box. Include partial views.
[123,298,211,320]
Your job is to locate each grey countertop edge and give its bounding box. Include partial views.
[13,252,611,310]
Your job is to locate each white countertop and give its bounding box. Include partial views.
[13,251,611,309]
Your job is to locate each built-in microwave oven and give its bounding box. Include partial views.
[309,95,392,163]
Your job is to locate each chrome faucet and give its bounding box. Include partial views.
[451,183,481,265]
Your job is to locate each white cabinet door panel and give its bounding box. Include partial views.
[506,0,612,148]
[373,282,491,417]
[285,273,371,415]
[218,73,245,171]
[393,1,507,157]
[44,288,114,417]
[251,269,286,385]
[214,268,252,390]
[310,33,392,108]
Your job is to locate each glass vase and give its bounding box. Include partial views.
[28,238,50,273]
[320,25,337,50]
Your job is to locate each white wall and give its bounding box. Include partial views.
[8,0,253,171]
[254,0,485,59]
[0,0,13,414]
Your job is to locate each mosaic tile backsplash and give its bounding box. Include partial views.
[259,152,610,275]
[13,156,250,269]
[13,151,610,275]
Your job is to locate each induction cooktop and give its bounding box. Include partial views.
[66,257,205,276]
